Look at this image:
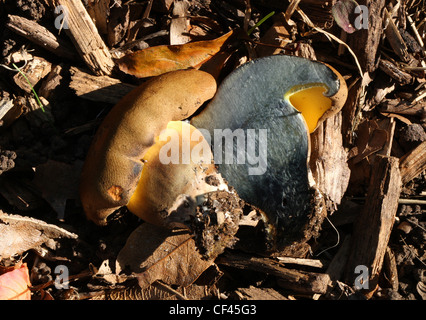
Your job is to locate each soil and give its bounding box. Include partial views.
[0,0,424,301]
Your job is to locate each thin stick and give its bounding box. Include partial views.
[407,13,426,68]
[315,216,340,257]
[284,0,301,22]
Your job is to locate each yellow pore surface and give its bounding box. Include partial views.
[127,121,209,222]
[287,86,332,133]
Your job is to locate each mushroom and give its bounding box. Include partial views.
[191,55,348,248]
[80,55,347,253]
[79,69,217,226]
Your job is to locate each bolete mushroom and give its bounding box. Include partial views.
[191,55,348,248]
[79,69,217,226]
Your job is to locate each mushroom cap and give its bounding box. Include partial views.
[191,55,346,246]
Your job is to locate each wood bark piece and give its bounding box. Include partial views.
[399,141,426,185]
[379,59,412,85]
[217,252,331,295]
[170,0,191,45]
[345,155,401,294]
[69,66,135,104]
[86,0,110,35]
[379,99,426,117]
[347,0,386,72]
[256,12,290,57]
[324,235,352,283]
[48,0,114,75]
[310,112,350,207]
[6,14,77,61]
[13,56,52,93]
[39,64,63,99]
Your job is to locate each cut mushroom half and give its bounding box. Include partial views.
[191,55,348,249]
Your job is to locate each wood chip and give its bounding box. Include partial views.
[86,0,110,35]
[13,56,52,94]
[69,66,136,104]
[399,140,426,184]
[6,14,77,61]
[347,0,386,72]
[276,256,325,269]
[39,64,63,99]
[345,155,401,294]
[170,0,191,45]
[47,0,114,76]
[217,252,331,295]
[310,112,351,206]
[379,59,413,85]
[256,12,290,57]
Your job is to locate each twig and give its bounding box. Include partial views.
[315,217,340,257]
[411,90,426,104]
[407,14,426,68]
[276,257,325,268]
[142,0,154,19]
[349,197,426,205]
[284,0,301,22]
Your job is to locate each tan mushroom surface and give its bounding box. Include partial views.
[80,70,217,225]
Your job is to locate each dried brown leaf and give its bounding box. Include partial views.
[351,120,389,164]
[116,223,214,289]
[0,210,78,260]
[117,30,234,78]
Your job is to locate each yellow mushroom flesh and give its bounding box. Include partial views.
[285,85,332,133]
[127,121,228,228]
